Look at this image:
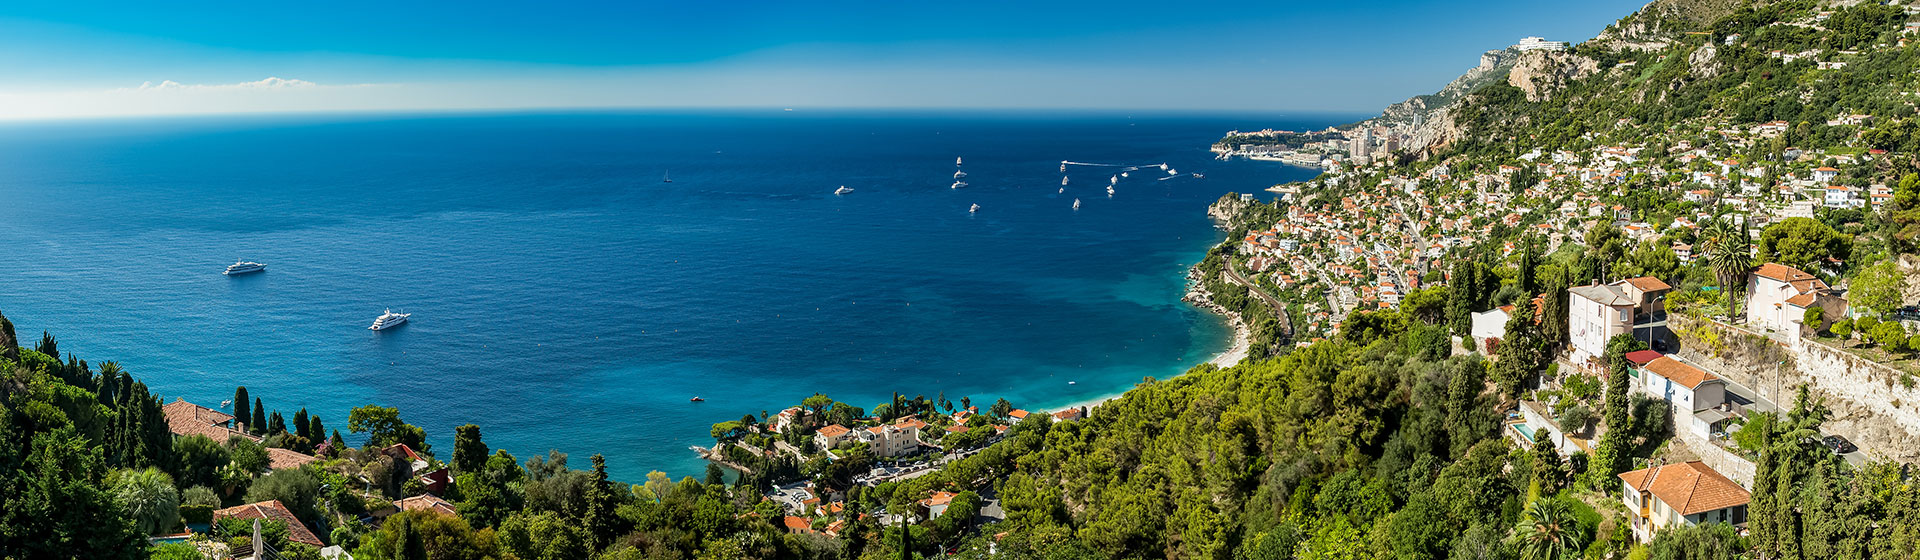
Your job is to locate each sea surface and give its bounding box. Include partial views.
[0,110,1342,479]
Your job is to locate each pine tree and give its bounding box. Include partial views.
[392,513,427,560]
[233,387,250,434]
[583,454,619,548]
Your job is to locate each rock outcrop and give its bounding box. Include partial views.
[1507,50,1599,102]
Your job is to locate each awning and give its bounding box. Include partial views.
[1695,409,1731,425]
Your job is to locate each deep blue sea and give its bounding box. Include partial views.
[0,110,1341,479]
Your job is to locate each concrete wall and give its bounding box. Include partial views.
[1671,314,1920,463]
[1673,424,1757,488]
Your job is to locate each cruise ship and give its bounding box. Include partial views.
[223,261,266,275]
[368,309,411,331]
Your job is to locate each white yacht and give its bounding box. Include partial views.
[224,261,266,275]
[955,157,963,166]
[1058,187,1065,194]
[834,186,854,195]
[1060,162,1067,172]
[1110,175,1118,185]
[954,170,967,179]
[1167,168,1178,175]
[1107,185,1115,195]
[1121,172,1129,178]
[951,181,968,189]
[368,309,410,331]
[1072,198,1081,210]
[1061,176,1069,186]
[969,203,980,214]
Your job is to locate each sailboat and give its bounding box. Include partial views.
[1072,198,1081,210]
[956,157,963,166]
[662,171,673,183]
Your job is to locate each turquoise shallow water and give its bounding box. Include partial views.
[0,110,1338,479]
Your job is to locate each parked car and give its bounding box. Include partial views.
[1822,435,1857,455]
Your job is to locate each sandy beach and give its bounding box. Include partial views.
[1056,311,1252,417]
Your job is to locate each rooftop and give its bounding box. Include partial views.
[1619,461,1751,515]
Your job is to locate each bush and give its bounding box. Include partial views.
[1869,321,1909,351]
[1803,306,1825,331]
[1832,318,1855,339]
[180,505,214,526]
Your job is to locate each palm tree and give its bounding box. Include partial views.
[111,467,180,535]
[1703,217,1751,319]
[1508,497,1583,560]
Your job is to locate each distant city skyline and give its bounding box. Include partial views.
[0,0,1648,120]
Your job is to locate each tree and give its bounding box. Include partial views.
[250,397,266,436]
[0,426,147,560]
[582,454,621,548]
[110,467,180,536]
[1508,498,1585,560]
[169,434,231,490]
[1831,318,1855,340]
[348,405,430,453]
[267,411,286,436]
[227,436,270,474]
[1757,217,1850,273]
[452,424,488,474]
[293,408,310,442]
[1645,522,1744,560]
[245,468,323,522]
[1702,218,1751,317]
[234,387,251,434]
[991,398,1013,419]
[1848,261,1910,316]
[1801,306,1825,333]
[1869,321,1909,351]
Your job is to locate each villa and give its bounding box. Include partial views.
[1745,263,1846,338]
[1567,277,1673,368]
[1619,461,1750,543]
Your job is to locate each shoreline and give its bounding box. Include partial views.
[1055,265,1253,417]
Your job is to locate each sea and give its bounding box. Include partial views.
[0,110,1345,479]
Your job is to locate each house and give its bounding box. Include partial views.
[782,516,816,534]
[814,424,852,450]
[161,398,261,442]
[1469,305,1514,350]
[266,447,320,471]
[1052,407,1088,422]
[395,494,458,515]
[1567,277,1673,367]
[854,419,925,457]
[1636,356,1732,438]
[1812,167,1839,183]
[1824,186,1861,209]
[1745,263,1846,338]
[920,491,958,518]
[214,500,325,547]
[1619,461,1750,543]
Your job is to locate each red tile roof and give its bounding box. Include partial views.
[1642,356,1719,389]
[1623,350,1664,366]
[1619,461,1751,515]
[266,447,319,471]
[214,500,323,547]
[395,494,457,515]
[161,398,260,443]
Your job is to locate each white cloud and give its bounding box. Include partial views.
[129,76,322,92]
[0,77,407,120]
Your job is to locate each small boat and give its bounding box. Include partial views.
[954,170,967,179]
[1158,163,1168,170]
[368,308,410,331]
[1107,185,1115,195]
[690,397,705,402]
[1167,168,1177,175]
[220,400,231,408]
[224,260,266,275]
[663,171,673,183]
[1060,162,1067,172]
[1110,175,1118,185]
[1061,176,1069,186]
[1192,172,1205,179]
[1068,381,1076,385]
[955,157,963,166]
[1072,198,1081,210]
[951,181,968,189]
[970,203,981,213]
[1058,187,1065,194]
[835,186,854,195]
[1121,172,1129,178]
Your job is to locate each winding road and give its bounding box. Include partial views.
[1223,260,1291,338]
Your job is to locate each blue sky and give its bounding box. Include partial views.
[0,0,1649,119]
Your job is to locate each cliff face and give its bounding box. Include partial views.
[1507,50,1600,102]
[1588,0,1743,52]
[1364,48,1519,130]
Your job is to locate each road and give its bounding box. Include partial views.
[1224,260,1290,337]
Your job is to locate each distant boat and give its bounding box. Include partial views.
[1110,175,1118,185]
[1158,163,1168,170]
[1192,172,1205,178]
[1167,168,1178,175]
[835,186,854,195]
[224,260,266,276]
[368,308,410,331]
[1068,381,1076,385]
[663,171,673,183]
[970,203,981,214]
[956,157,963,166]
[1107,185,1115,196]
[1121,172,1129,178]
[1058,187,1065,194]
[1060,162,1067,172]
[1072,198,1081,210]
[1062,176,1069,186]
[690,397,705,402]
[951,181,968,189]
[954,170,968,179]
[220,400,232,408]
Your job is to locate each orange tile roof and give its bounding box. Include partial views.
[920,491,957,507]
[816,424,850,438]
[1619,461,1750,515]
[395,494,457,515]
[266,447,320,471]
[1642,356,1719,389]
[161,398,259,443]
[214,500,323,546]
[1622,276,1673,292]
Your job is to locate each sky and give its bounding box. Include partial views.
[0,0,1651,120]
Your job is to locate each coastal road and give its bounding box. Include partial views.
[1224,261,1290,337]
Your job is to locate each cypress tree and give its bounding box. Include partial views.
[0,307,17,361]
[309,417,325,449]
[251,398,266,435]
[293,408,310,442]
[267,411,286,436]
[233,387,250,433]
[452,424,487,473]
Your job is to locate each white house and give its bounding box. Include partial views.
[1812,167,1839,183]
[1619,461,1750,543]
[1568,277,1673,367]
[1636,355,1731,439]
[1745,263,1846,338]
[1470,305,1514,351]
[1824,185,1861,208]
